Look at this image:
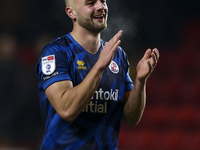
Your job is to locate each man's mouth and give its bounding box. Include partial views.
[93,14,104,19]
[93,13,107,20]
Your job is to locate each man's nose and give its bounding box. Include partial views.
[95,0,106,10]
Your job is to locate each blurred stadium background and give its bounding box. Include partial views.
[0,0,200,149]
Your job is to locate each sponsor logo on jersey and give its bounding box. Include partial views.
[77,60,86,70]
[41,55,55,75]
[82,88,119,114]
[83,101,107,114]
[92,88,118,101]
[109,61,119,74]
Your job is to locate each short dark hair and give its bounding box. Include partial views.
[64,0,67,6]
[64,0,74,6]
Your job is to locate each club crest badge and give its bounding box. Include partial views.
[109,61,119,74]
[41,55,56,75]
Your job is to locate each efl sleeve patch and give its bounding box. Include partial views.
[41,55,56,75]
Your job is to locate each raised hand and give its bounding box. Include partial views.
[136,48,160,82]
[97,30,123,70]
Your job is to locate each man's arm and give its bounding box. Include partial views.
[45,30,123,122]
[122,48,160,126]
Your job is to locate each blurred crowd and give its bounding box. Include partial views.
[119,18,200,150]
[0,0,67,149]
[0,32,54,149]
[0,0,200,149]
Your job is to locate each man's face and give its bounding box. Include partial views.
[74,0,108,33]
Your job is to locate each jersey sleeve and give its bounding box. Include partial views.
[35,43,72,91]
[124,59,133,92]
[121,48,133,92]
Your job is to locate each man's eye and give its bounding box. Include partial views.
[87,1,95,5]
[88,2,95,5]
[101,0,106,4]
[86,0,106,6]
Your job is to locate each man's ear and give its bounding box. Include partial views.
[65,7,76,20]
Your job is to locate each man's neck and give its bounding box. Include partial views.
[70,28,101,54]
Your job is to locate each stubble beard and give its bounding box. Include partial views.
[77,12,108,33]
